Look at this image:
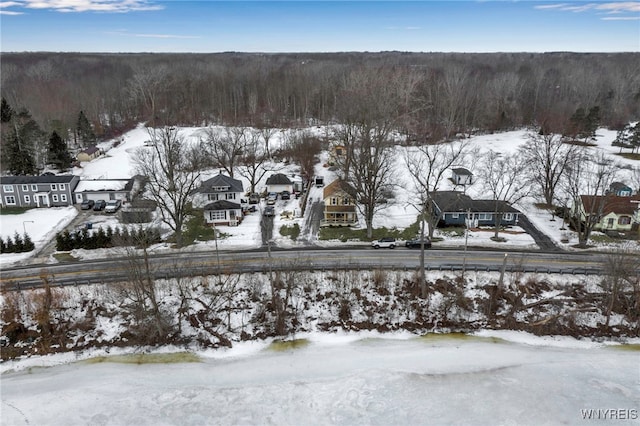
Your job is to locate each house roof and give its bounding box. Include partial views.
[323,179,355,199]
[452,167,472,176]
[203,200,242,210]
[431,191,520,214]
[609,182,632,191]
[0,175,77,185]
[580,195,640,216]
[75,178,134,193]
[80,146,100,155]
[197,173,243,193]
[266,173,292,185]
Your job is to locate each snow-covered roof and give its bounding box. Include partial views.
[197,173,243,193]
[75,178,133,193]
[203,200,242,210]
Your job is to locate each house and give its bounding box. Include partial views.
[192,173,244,208]
[321,179,358,227]
[328,144,347,165]
[266,173,293,194]
[0,175,79,208]
[607,182,633,197]
[451,168,473,186]
[430,191,521,227]
[203,200,243,227]
[76,146,102,162]
[574,194,640,233]
[74,177,139,204]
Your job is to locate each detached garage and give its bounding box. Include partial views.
[74,177,138,204]
[266,173,293,194]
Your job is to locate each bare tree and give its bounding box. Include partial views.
[202,126,246,178]
[563,150,618,248]
[284,130,323,188]
[478,151,530,239]
[129,64,169,126]
[236,129,272,194]
[135,127,203,248]
[520,130,579,206]
[602,243,640,328]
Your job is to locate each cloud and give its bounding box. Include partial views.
[108,30,201,39]
[534,2,640,13]
[601,15,640,19]
[1,0,163,13]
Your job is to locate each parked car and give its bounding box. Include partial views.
[80,199,95,210]
[93,200,106,211]
[405,238,432,249]
[280,190,291,200]
[263,206,275,217]
[248,193,260,204]
[104,199,122,213]
[267,192,277,205]
[371,237,397,249]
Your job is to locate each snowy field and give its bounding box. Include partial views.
[1,332,638,426]
[1,124,638,267]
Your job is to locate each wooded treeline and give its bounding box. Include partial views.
[2,52,639,141]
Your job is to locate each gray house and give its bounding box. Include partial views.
[1,175,80,208]
[451,168,473,186]
[430,191,521,227]
[193,173,244,208]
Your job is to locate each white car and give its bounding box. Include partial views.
[371,237,397,249]
[104,200,122,213]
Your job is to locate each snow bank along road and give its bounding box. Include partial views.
[0,248,610,290]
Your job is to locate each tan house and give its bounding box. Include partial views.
[575,194,640,233]
[76,146,102,162]
[321,179,357,227]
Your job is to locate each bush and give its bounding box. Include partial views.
[279,224,300,240]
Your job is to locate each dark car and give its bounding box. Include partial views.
[405,238,432,249]
[93,200,106,211]
[80,199,95,210]
[280,190,291,200]
[263,206,275,217]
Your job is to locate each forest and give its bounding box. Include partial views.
[1,52,639,143]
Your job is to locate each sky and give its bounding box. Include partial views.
[0,1,638,53]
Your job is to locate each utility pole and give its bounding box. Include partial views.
[419,211,426,298]
[462,209,470,280]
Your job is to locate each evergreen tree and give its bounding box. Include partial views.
[1,97,13,123]
[0,237,5,253]
[583,106,601,141]
[47,130,74,170]
[631,123,640,153]
[76,110,96,147]
[5,235,15,253]
[13,231,24,252]
[4,126,36,175]
[23,232,35,251]
[106,226,114,247]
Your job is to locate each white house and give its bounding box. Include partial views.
[203,200,243,227]
[74,177,138,204]
[192,173,244,208]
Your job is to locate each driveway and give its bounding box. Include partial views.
[518,215,562,252]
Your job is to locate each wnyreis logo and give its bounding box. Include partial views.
[581,409,638,420]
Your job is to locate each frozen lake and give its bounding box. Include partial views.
[1,333,638,425]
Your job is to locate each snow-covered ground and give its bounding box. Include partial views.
[1,125,637,267]
[1,332,638,425]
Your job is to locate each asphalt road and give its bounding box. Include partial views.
[0,247,607,290]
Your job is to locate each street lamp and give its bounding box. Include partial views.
[22,220,34,235]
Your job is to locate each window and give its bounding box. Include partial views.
[503,213,514,221]
[22,184,29,191]
[209,210,226,221]
[225,193,236,200]
[618,216,632,225]
[52,194,59,202]
[31,184,38,191]
[3,185,14,193]
[331,197,337,205]
[342,197,350,205]
[61,194,67,202]
[5,196,16,205]
[478,213,492,221]
[451,213,460,219]
[212,186,230,192]
[51,184,57,190]
[24,195,31,203]
[207,194,219,201]
[59,184,65,190]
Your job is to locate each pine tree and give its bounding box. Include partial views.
[1,97,13,123]
[76,110,96,148]
[583,106,601,141]
[0,237,5,253]
[23,232,35,251]
[4,126,36,175]
[48,130,73,170]
[13,231,24,252]
[5,235,15,253]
